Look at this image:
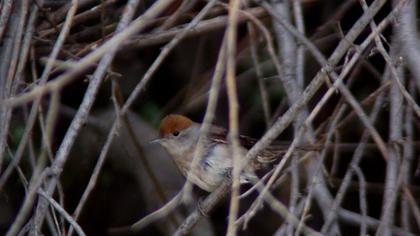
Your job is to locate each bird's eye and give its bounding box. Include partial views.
[172,131,180,136]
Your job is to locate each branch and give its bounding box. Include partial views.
[38,190,86,236]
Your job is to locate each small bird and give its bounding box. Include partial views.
[156,114,288,192]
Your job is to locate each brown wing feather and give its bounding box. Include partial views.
[207,124,318,168]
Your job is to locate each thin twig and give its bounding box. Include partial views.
[248,23,271,127]
[225,0,242,234]
[66,2,141,235]
[321,80,386,233]
[175,1,394,235]
[259,189,322,236]
[0,0,29,173]
[394,0,420,91]
[0,0,13,42]
[402,187,420,228]
[3,1,175,107]
[5,0,79,233]
[401,80,415,231]
[352,165,368,236]
[243,1,395,231]
[38,190,86,236]
[358,1,404,234]
[33,0,171,232]
[131,192,183,231]
[174,180,231,236]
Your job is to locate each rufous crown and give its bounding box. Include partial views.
[159,114,194,138]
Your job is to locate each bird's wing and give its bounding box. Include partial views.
[206,124,318,166]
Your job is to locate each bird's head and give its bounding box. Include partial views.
[156,114,199,154]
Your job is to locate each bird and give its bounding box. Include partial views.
[155,114,292,192]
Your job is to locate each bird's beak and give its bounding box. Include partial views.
[149,138,161,144]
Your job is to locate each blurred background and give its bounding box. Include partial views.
[0,0,419,235]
